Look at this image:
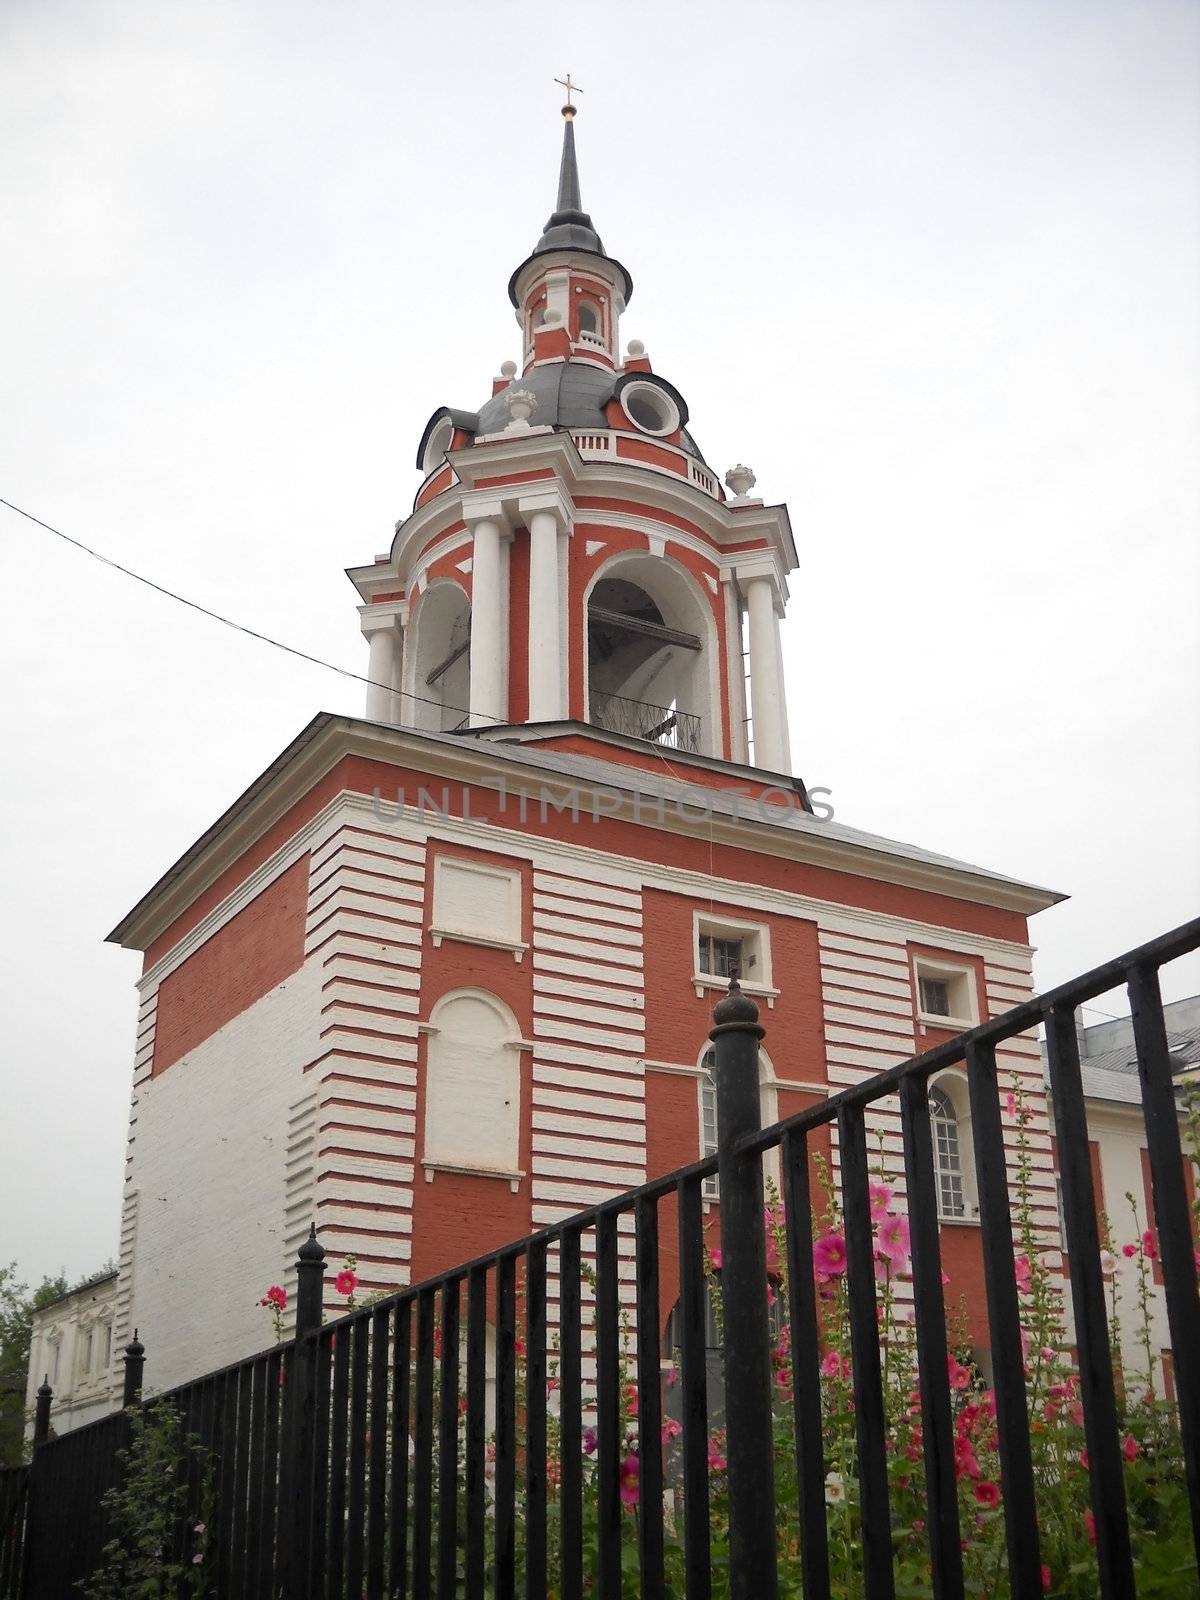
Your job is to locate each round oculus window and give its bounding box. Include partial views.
[423,417,455,474]
[620,382,679,437]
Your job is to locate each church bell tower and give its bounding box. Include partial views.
[349,98,798,775]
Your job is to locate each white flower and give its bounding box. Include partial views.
[825,1470,846,1506]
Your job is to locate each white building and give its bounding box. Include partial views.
[23,1271,118,1441]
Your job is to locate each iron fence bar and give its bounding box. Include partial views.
[781,1127,831,1600]
[388,1297,412,1600]
[559,1226,584,1600]
[596,1210,623,1600]
[243,1357,267,1590]
[634,1194,666,1600]
[1128,961,1200,1561]
[898,1075,964,1600]
[233,1361,255,1599]
[367,1304,390,1598]
[436,1279,461,1600]
[348,1311,371,1600]
[465,1266,488,1600]
[310,1331,333,1600]
[966,1038,1043,1599]
[1045,1002,1136,1596]
[262,1347,282,1598]
[676,1174,711,1600]
[839,1103,895,1600]
[524,1238,548,1600]
[216,1369,237,1597]
[712,981,779,1600]
[494,1253,517,1600]
[329,1314,352,1599]
[412,1287,435,1600]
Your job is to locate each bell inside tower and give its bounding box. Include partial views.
[586,574,705,753]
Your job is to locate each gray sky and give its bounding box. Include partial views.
[2,0,1197,1288]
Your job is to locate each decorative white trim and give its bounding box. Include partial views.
[691,974,780,1008]
[422,1159,525,1193]
[427,927,528,961]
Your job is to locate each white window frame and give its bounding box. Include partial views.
[422,416,455,476]
[429,856,527,962]
[691,911,778,1007]
[619,380,680,437]
[928,1070,979,1223]
[913,955,978,1030]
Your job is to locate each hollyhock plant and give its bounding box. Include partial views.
[618,1454,639,1508]
[812,1231,848,1278]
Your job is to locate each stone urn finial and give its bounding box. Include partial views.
[724,463,757,503]
[499,359,517,379]
[504,387,539,432]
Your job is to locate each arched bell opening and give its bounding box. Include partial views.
[403,581,471,733]
[584,555,718,756]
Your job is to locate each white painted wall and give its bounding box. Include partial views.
[125,959,323,1394]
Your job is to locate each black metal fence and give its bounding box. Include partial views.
[5,916,1199,1599]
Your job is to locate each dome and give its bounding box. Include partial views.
[474,362,708,464]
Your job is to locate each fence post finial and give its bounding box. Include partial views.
[122,1329,146,1408]
[710,968,778,1600]
[33,1377,53,1448]
[295,1223,327,1338]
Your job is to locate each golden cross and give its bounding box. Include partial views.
[555,73,583,110]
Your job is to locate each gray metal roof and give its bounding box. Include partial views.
[474,363,707,464]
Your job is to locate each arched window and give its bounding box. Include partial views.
[699,1047,778,1196]
[577,302,599,336]
[423,990,522,1178]
[929,1083,966,1218]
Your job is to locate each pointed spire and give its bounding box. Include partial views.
[537,103,605,258]
[508,97,632,308]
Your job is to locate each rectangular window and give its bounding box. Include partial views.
[913,957,977,1027]
[692,913,774,1002]
[698,933,743,979]
[918,975,951,1017]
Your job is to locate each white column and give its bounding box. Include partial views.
[722,577,749,764]
[361,612,401,724]
[527,509,563,722]
[746,576,788,773]
[469,517,505,726]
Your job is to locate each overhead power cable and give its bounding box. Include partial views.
[0,495,470,723]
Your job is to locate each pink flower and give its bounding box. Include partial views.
[875,1212,911,1271]
[1122,1243,1138,1258]
[868,1181,892,1218]
[1014,1254,1032,1294]
[1141,1230,1158,1261]
[1005,1092,1018,1118]
[624,1382,639,1417]
[1041,1565,1052,1592]
[708,1248,724,1271]
[583,1426,597,1456]
[619,1455,639,1507]
[941,1271,951,1287]
[820,1349,843,1379]
[334,1269,357,1297]
[813,1232,848,1278]
[661,1418,682,1443]
[947,1355,971,1390]
[1084,1508,1096,1545]
[706,1442,728,1472]
[974,1480,1000,1508]
[1122,1433,1138,1462]
[1079,1450,1089,1471]
[259,1286,286,1310]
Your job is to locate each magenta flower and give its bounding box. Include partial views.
[619,1455,640,1507]
[868,1181,892,1218]
[875,1212,911,1271]
[1014,1254,1032,1294]
[334,1269,358,1297]
[813,1232,848,1278]
[820,1349,843,1379]
[1141,1230,1158,1260]
[1122,1433,1138,1462]
[583,1426,597,1456]
[974,1480,1000,1509]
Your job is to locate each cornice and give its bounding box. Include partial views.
[108,714,1061,955]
